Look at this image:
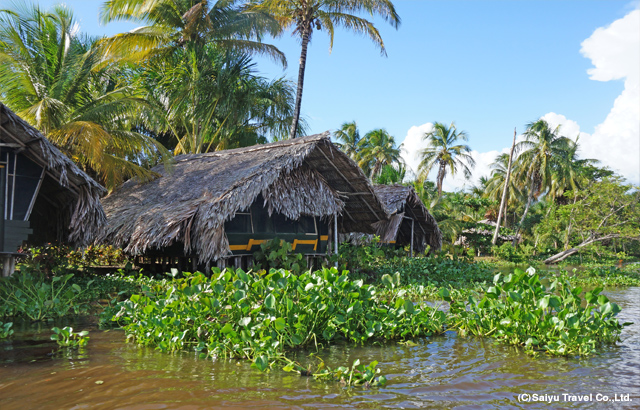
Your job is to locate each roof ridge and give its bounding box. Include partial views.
[174,132,330,164]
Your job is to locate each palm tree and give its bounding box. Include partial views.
[334,121,361,160]
[250,0,401,138]
[0,4,171,190]
[511,119,574,243]
[140,44,300,154]
[357,128,402,180]
[485,153,525,220]
[99,0,285,65]
[375,163,406,184]
[547,136,599,203]
[417,122,476,196]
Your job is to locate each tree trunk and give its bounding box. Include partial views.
[513,172,535,246]
[289,26,311,139]
[544,234,619,264]
[436,161,446,196]
[492,128,516,245]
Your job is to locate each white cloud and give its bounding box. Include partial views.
[400,122,434,178]
[544,9,640,184]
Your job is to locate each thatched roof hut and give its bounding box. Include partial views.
[0,103,106,274]
[455,219,518,245]
[373,184,442,254]
[98,133,388,264]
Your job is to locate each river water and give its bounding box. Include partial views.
[1,287,638,410]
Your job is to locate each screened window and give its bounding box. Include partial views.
[298,216,317,235]
[273,213,297,234]
[225,213,252,233]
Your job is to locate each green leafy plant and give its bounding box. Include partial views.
[0,321,13,338]
[446,267,631,356]
[50,326,90,347]
[0,272,91,320]
[253,239,307,273]
[111,267,446,375]
[283,357,387,387]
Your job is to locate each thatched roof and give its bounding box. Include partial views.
[98,133,388,263]
[373,184,442,253]
[0,103,106,245]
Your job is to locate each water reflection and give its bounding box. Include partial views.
[0,288,638,409]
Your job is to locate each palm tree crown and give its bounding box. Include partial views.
[250,0,401,138]
[418,122,475,196]
[0,4,171,190]
[100,0,285,65]
[357,128,402,180]
[334,121,361,160]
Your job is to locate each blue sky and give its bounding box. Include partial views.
[29,0,640,187]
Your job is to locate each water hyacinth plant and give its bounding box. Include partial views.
[446,267,631,356]
[111,267,447,371]
[50,326,90,347]
[0,321,13,338]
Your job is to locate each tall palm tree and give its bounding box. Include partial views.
[417,122,476,196]
[485,154,525,209]
[334,121,361,160]
[99,0,285,65]
[357,128,402,180]
[0,4,171,190]
[250,0,400,138]
[547,136,599,203]
[511,119,574,243]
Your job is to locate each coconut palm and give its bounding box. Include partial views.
[511,119,574,242]
[333,121,361,160]
[357,128,402,180]
[250,0,400,138]
[417,122,476,196]
[140,44,300,154]
[547,136,599,203]
[485,154,525,204]
[99,0,285,65]
[0,4,171,190]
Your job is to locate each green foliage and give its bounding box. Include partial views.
[566,265,640,287]
[0,272,90,321]
[111,267,447,370]
[253,239,307,273]
[359,253,494,288]
[0,4,171,189]
[50,326,89,347]
[447,268,631,356]
[297,358,387,387]
[68,245,127,267]
[335,240,405,274]
[18,244,128,274]
[491,242,534,263]
[18,245,78,276]
[0,321,13,338]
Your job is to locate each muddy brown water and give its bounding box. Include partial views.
[1,287,638,410]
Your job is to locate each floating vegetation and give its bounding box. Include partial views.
[0,321,13,338]
[50,326,90,347]
[110,267,447,378]
[446,267,632,356]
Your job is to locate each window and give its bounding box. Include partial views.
[273,213,297,234]
[225,213,252,233]
[298,216,317,235]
